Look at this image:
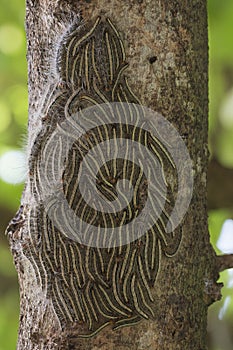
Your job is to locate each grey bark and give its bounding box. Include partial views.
[7,1,224,349]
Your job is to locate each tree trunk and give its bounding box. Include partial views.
[7,1,226,349]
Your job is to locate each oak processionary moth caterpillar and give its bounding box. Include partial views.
[26,16,181,337]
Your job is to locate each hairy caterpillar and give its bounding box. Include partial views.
[25,16,183,337]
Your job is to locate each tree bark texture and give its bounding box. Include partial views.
[7,1,222,349]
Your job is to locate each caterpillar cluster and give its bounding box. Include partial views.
[27,16,181,337]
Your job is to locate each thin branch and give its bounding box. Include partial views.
[216,254,233,272]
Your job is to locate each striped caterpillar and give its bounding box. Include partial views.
[26,16,182,337]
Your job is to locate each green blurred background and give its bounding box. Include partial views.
[0,0,233,349]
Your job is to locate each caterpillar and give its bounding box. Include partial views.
[26,16,184,337]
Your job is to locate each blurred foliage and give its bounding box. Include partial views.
[208,1,233,347]
[0,0,232,349]
[209,0,233,167]
[0,1,26,349]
